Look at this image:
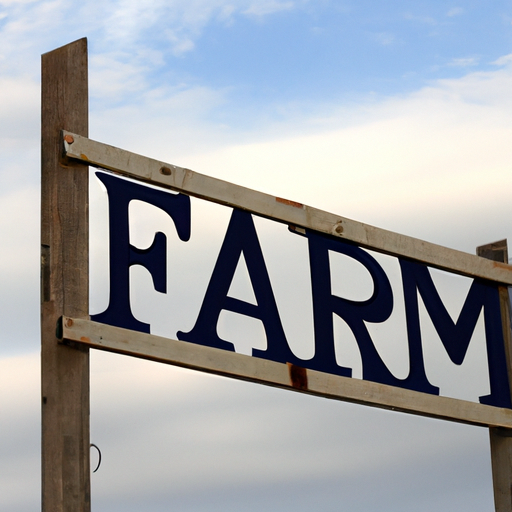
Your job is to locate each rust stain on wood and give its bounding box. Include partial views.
[493,261,512,271]
[276,197,303,209]
[80,337,91,343]
[287,363,308,390]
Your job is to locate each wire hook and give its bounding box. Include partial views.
[90,443,102,473]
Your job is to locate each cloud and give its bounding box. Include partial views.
[243,0,295,17]
[0,353,40,510]
[403,12,437,25]
[0,346,495,511]
[89,53,152,103]
[493,53,512,66]
[0,0,37,6]
[88,351,492,495]
[448,56,479,67]
[153,63,511,251]
[0,187,40,354]
[89,82,230,154]
[446,7,464,17]
[0,77,39,141]
[80,53,512,263]
[373,31,396,46]
[0,0,307,78]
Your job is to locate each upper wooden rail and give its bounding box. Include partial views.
[63,130,512,285]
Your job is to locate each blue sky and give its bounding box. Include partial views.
[161,2,511,102]
[1,1,512,511]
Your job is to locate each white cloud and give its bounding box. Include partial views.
[0,187,39,274]
[243,0,295,17]
[92,0,306,56]
[0,77,39,139]
[88,351,491,506]
[0,0,37,5]
[137,60,508,252]
[493,53,512,66]
[0,0,307,78]
[81,54,512,260]
[446,7,464,17]
[404,12,437,25]
[0,352,39,510]
[373,31,397,46]
[448,56,479,67]
[89,53,151,101]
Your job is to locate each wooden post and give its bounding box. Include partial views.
[477,240,512,511]
[41,39,90,511]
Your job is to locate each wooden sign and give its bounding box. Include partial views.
[58,131,512,428]
[41,39,512,512]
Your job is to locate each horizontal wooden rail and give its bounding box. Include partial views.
[61,316,512,428]
[63,131,512,285]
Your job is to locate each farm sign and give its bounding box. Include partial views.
[60,131,512,427]
[41,39,512,512]
[89,169,510,408]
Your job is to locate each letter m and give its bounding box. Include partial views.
[400,259,511,409]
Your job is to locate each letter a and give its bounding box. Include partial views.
[178,209,296,365]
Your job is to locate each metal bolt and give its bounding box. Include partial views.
[160,166,172,176]
[64,134,74,144]
[334,223,344,234]
[65,318,73,328]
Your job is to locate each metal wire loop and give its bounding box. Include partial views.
[90,443,102,473]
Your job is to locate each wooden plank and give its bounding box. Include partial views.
[477,241,512,512]
[60,316,512,429]
[62,131,512,285]
[41,40,90,512]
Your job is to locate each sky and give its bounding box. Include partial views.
[1,0,512,510]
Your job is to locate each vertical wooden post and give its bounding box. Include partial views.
[41,39,90,511]
[477,240,512,512]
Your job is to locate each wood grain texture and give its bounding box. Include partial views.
[41,39,90,512]
[477,241,512,512]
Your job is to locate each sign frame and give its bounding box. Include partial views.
[58,129,512,426]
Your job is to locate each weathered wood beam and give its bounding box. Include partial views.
[41,39,90,512]
[62,131,512,285]
[61,316,512,429]
[477,241,512,512]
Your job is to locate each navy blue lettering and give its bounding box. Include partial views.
[400,259,511,408]
[177,209,296,364]
[92,172,191,332]
[306,231,437,393]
